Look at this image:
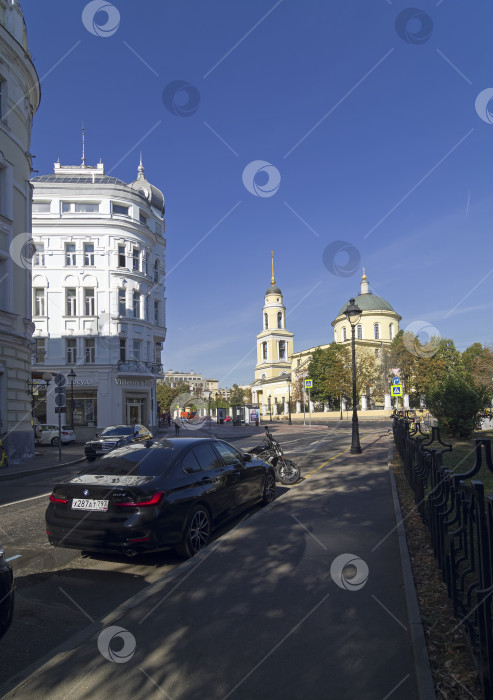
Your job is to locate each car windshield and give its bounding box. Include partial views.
[100,426,134,437]
[78,443,179,477]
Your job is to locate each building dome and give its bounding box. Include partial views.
[266,284,282,296]
[129,158,165,215]
[337,293,396,317]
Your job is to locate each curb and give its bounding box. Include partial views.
[0,456,86,482]
[387,437,436,700]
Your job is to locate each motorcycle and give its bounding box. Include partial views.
[245,427,300,485]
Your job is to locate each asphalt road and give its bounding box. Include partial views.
[0,421,390,691]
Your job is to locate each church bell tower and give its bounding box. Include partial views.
[254,253,294,382]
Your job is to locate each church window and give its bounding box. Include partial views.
[389,323,394,340]
[279,341,286,360]
[262,342,268,360]
[277,312,283,329]
[264,313,268,329]
[342,327,347,342]
[373,323,380,340]
[357,324,363,339]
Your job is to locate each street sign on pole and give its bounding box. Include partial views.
[54,374,66,462]
[391,377,401,386]
[304,379,313,389]
[54,373,66,386]
[391,386,403,396]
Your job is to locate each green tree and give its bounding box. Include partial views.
[156,381,191,414]
[307,344,351,408]
[426,369,491,438]
[461,343,493,394]
[229,384,245,405]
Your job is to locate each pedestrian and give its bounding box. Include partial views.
[174,420,180,436]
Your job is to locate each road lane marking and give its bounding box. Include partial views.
[303,432,376,479]
[0,492,51,508]
[6,555,22,562]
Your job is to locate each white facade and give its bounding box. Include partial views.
[0,0,40,460]
[31,159,166,433]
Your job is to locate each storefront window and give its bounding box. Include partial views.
[67,392,98,426]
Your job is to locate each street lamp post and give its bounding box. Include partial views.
[67,368,76,429]
[287,379,292,425]
[268,396,272,423]
[345,298,362,454]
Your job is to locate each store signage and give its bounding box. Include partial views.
[115,379,153,387]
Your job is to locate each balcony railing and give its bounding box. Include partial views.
[116,361,163,374]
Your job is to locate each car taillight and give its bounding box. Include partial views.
[49,493,68,504]
[113,491,165,507]
[61,431,70,435]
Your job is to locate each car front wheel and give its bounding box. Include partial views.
[262,472,276,505]
[177,506,211,559]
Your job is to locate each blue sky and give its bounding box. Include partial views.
[21,0,493,386]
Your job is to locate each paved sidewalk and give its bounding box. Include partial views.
[3,432,435,700]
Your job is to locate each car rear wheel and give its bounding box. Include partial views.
[262,472,276,505]
[51,437,59,447]
[177,506,211,559]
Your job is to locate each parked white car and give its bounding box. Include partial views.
[37,424,76,446]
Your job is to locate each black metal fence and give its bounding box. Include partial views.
[393,415,493,699]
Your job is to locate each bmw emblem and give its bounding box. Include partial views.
[83,489,89,497]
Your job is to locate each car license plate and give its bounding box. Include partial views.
[71,498,108,512]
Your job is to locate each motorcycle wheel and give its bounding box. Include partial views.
[276,459,300,485]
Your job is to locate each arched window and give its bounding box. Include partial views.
[357,324,363,339]
[262,342,268,360]
[373,323,380,340]
[264,313,268,330]
[279,341,286,360]
[342,327,347,342]
[389,323,394,340]
[277,311,283,329]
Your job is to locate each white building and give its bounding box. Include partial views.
[31,158,166,435]
[0,0,40,461]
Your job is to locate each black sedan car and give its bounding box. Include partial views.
[46,438,276,558]
[84,424,152,461]
[0,545,14,640]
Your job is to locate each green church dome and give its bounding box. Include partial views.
[337,293,396,318]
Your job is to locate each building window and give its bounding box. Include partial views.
[342,327,347,342]
[62,202,99,213]
[277,312,283,329]
[133,340,141,360]
[132,291,140,319]
[357,324,363,339]
[373,323,380,340]
[65,243,76,266]
[144,255,149,276]
[145,295,149,320]
[118,289,126,316]
[279,340,286,360]
[132,248,140,271]
[84,288,95,316]
[67,339,77,364]
[155,342,161,363]
[264,313,268,330]
[118,245,126,268]
[33,288,45,316]
[120,339,126,362]
[154,300,159,325]
[32,202,50,213]
[85,339,95,364]
[66,288,77,316]
[84,243,94,266]
[33,243,45,266]
[262,342,268,360]
[140,211,148,225]
[35,338,46,364]
[389,324,394,340]
[153,260,159,282]
[113,203,129,216]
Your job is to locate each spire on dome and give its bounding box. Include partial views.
[271,250,276,286]
[138,153,144,176]
[360,268,369,295]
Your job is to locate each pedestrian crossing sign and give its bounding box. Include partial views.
[391,385,403,396]
[304,379,313,389]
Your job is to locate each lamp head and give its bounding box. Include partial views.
[345,298,362,327]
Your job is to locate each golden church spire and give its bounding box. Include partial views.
[271,250,275,286]
[361,268,369,295]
